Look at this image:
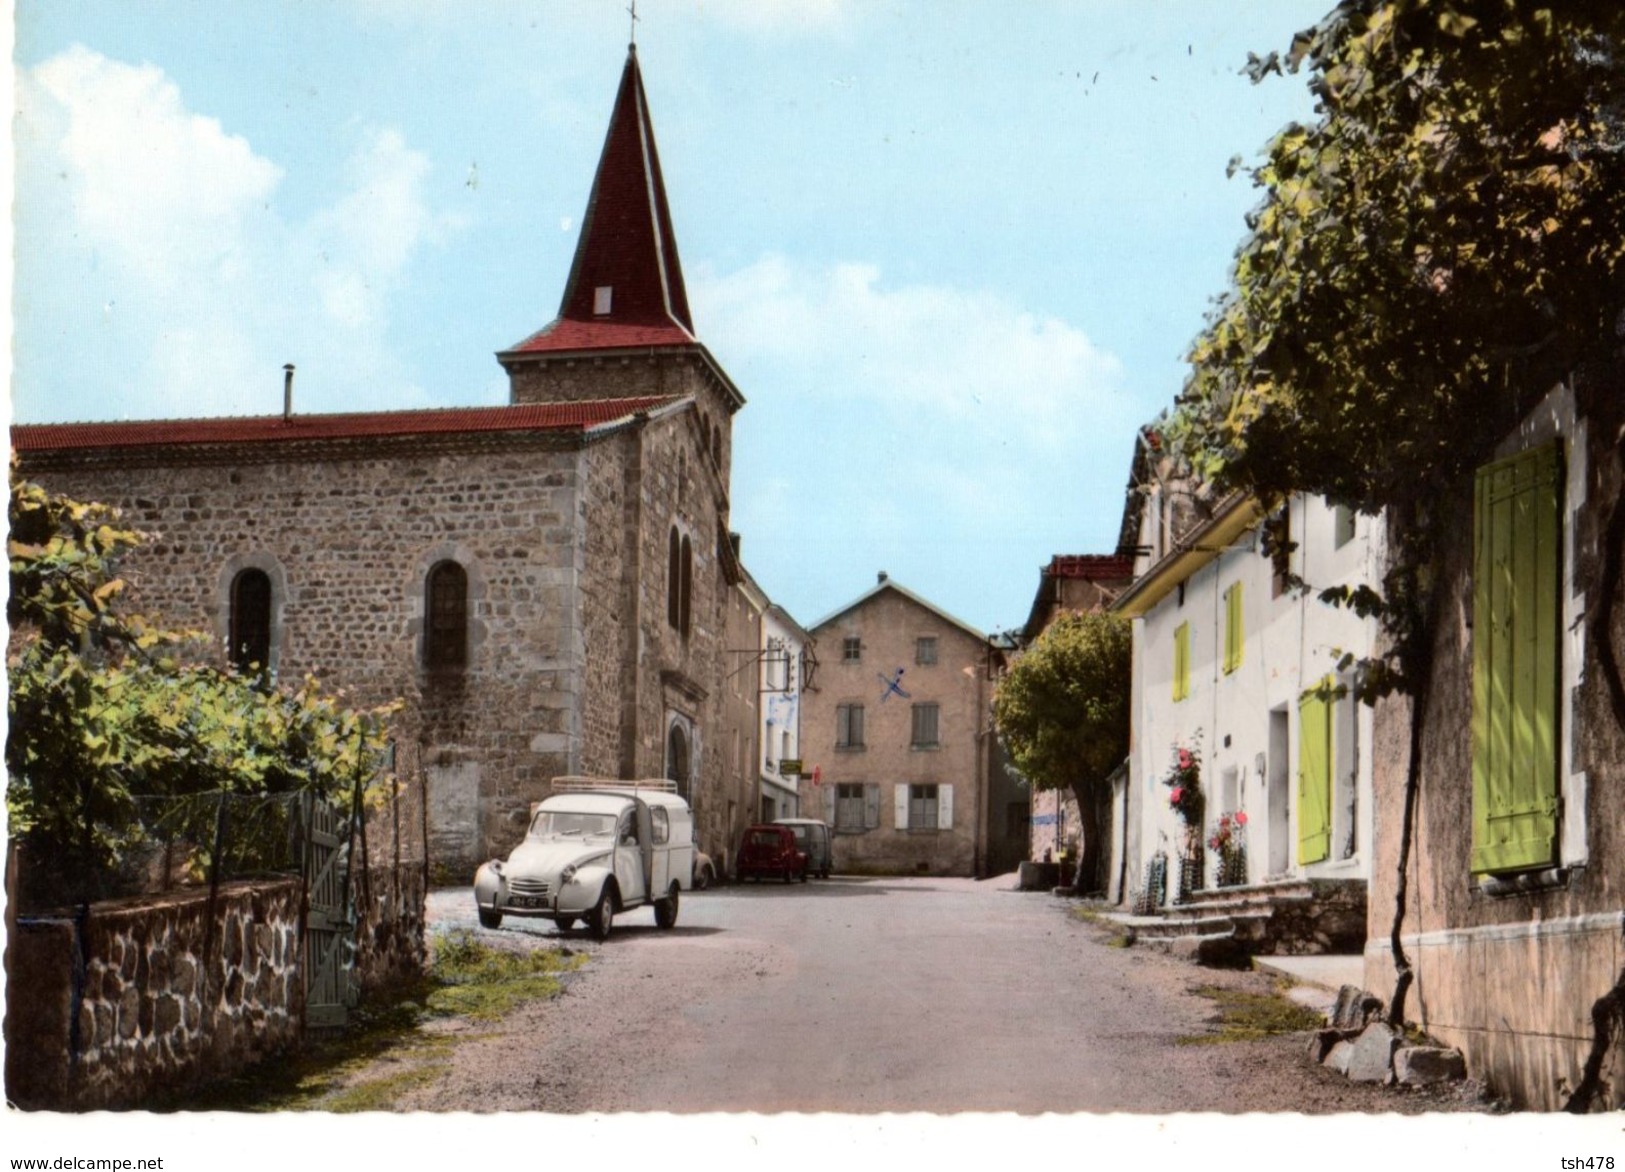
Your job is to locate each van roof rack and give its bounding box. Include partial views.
[550,776,679,795]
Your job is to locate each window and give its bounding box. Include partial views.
[1297,679,1334,865]
[836,703,865,749]
[229,568,272,673]
[651,807,670,845]
[425,561,468,671]
[835,783,879,833]
[910,702,940,748]
[1172,621,1190,702]
[896,782,953,831]
[1271,502,1293,598]
[1222,582,1244,675]
[1333,504,1357,549]
[915,636,938,665]
[843,636,862,662]
[781,730,791,763]
[1472,441,1562,875]
[667,527,692,637]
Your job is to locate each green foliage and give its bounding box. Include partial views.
[1173,1,1625,513]
[6,468,400,899]
[994,610,1131,795]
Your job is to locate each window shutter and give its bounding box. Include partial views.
[825,783,837,823]
[1173,622,1190,702]
[894,784,909,830]
[1297,683,1333,865]
[1223,583,1243,675]
[938,784,954,830]
[863,783,881,830]
[1472,442,1562,874]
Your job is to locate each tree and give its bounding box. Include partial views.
[994,610,1131,894]
[1168,2,1625,1029]
[6,467,398,905]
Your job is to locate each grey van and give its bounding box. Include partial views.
[774,818,833,879]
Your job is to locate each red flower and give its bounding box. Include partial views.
[1177,748,1194,770]
[1235,811,1249,827]
[1169,787,1184,805]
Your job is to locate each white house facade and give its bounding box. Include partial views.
[1114,491,1384,905]
[759,602,812,821]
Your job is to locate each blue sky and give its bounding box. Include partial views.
[10,0,1330,635]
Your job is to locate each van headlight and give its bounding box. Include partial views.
[560,864,577,885]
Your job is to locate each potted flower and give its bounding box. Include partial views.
[1160,743,1205,899]
[1208,810,1249,888]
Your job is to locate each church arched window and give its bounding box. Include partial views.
[425,560,468,671]
[229,568,272,673]
[667,527,693,638]
[679,534,693,638]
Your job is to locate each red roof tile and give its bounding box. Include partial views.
[509,47,695,359]
[506,317,695,355]
[11,397,681,452]
[1046,555,1136,581]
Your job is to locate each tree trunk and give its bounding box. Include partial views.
[1070,782,1105,895]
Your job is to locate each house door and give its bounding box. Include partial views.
[1267,708,1291,876]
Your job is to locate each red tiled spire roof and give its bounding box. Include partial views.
[10,397,682,453]
[507,47,696,357]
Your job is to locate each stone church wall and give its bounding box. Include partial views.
[21,436,588,876]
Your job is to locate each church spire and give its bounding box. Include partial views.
[507,45,695,359]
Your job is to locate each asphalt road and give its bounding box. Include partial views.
[405,873,1392,1114]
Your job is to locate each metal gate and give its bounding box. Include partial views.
[300,795,355,1030]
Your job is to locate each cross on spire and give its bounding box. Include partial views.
[628,0,638,47]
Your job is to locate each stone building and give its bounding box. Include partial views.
[12,46,754,875]
[801,573,1016,877]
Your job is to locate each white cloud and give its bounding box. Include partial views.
[700,255,1140,629]
[693,254,1129,450]
[14,46,459,420]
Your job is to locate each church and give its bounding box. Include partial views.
[13,46,754,875]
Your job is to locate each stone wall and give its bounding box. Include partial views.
[1363,371,1625,1111]
[351,863,429,992]
[5,880,304,1111]
[21,434,586,878]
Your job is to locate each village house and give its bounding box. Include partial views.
[1362,369,1625,1111]
[1111,466,1381,950]
[801,573,1020,877]
[757,600,813,823]
[10,45,757,876]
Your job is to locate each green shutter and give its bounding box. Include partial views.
[1471,442,1562,875]
[1173,622,1190,702]
[1223,582,1243,674]
[1297,682,1333,865]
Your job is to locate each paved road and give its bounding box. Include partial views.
[407,874,1345,1114]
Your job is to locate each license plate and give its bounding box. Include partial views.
[511,895,546,909]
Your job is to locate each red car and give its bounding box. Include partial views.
[736,824,809,883]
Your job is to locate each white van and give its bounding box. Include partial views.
[473,778,694,940]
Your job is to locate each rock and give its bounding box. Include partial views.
[1308,1028,1359,1063]
[1347,1021,1401,1083]
[1330,984,1384,1029]
[1393,1046,1467,1086]
[1326,1039,1355,1075]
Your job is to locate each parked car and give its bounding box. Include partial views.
[736,823,808,883]
[473,778,693,940]
[693,848,716,890]
[774,818,833,879]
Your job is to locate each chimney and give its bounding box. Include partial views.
[877,571,888,584]
[282,364,296,420]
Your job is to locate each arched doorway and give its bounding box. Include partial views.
[666,721,691,807]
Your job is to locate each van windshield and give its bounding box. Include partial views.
[530,811,616,839]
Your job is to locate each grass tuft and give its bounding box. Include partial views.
[1176,980,1325,1045]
